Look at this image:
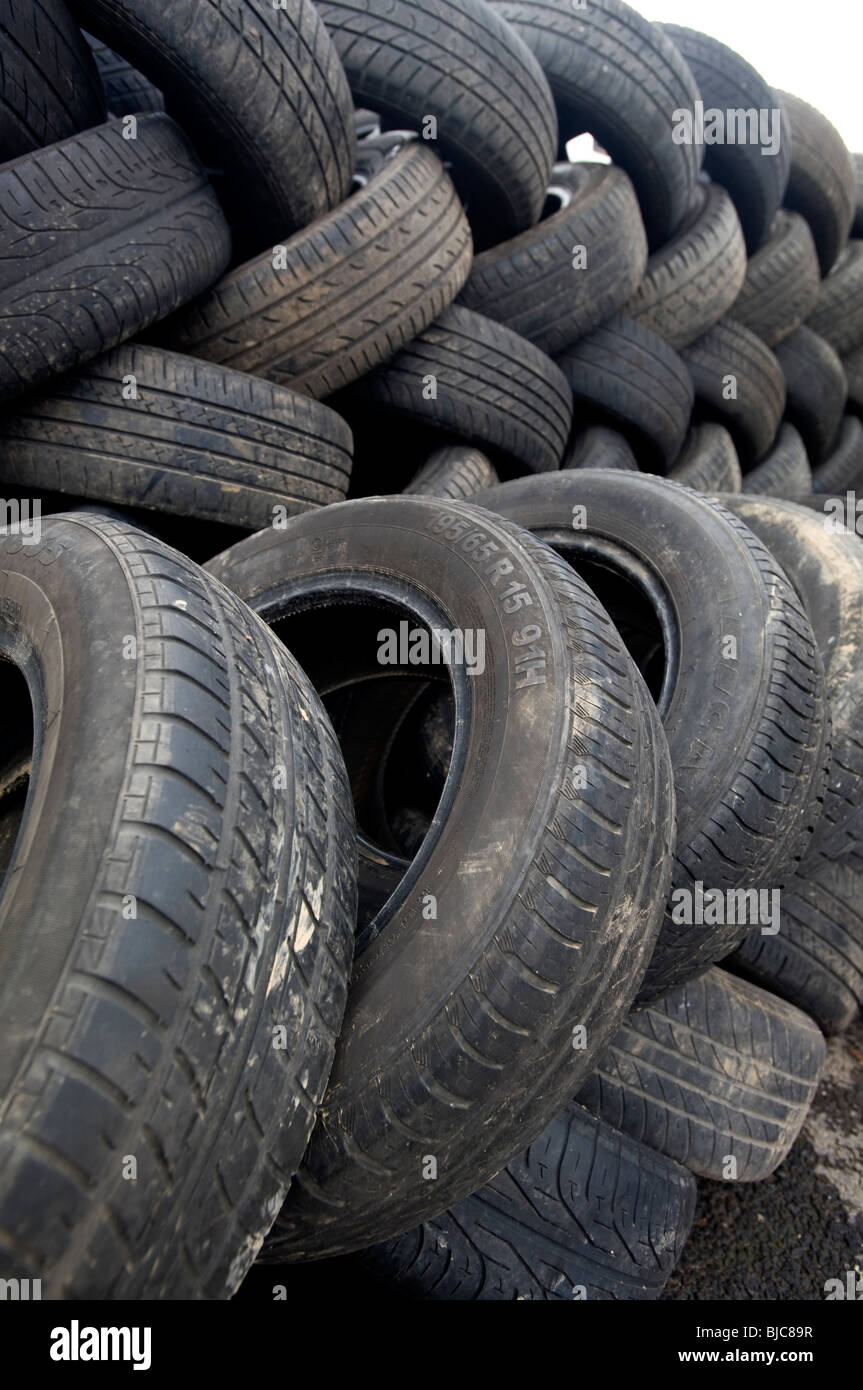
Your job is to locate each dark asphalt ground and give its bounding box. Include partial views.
[664,1015,863,1301]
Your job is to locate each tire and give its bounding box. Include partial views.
[853,153,863,238]
[733,212,821,348]
[403,447,499,499]
[844,343,863,416]
[741,424,812,497]
[85,33,163,113]
[206,494,676,1259]
[0,0,105,162]
[779,91,857,275]
[493,0,703,249]
[0,116,231,405]
[0,344,354,529]
[159,145,473,402]
[0,513,357,1298]
[812,415,863,494]
[333,305,574,475]
[715,495,863,864]
[624,183,747,352]
[473,471,831,1003]
[775,327,847,463]
[660,28,791,254]
[577,967,825,1182]
[682,319,786,464]
[727,859,863,1036]
[68,0,355,257]
[668,424,742,493]
[459,161,647,355]
[316,0,558,252]
[555,316,694,469]
[345,1105,696,1300]
[806,241,863,356]
[562,425,639,472]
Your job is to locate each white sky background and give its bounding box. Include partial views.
[636,0,863,152]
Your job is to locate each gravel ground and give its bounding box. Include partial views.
[664,1015,863,1301]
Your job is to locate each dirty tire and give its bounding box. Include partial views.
[741,424,812,497]
[0,0,106,162]
[715,495,863,864]
[555,316,694,469]
[459,161,647,355]
[727,859,863,1036]
[806,241,863,356]
[159,145,472,402]
[403,447,499,499]
[779,90,857,275]
[0,344,354,529]
[812,415,863,494]
[474,471,831,1003]
[668,424,742,493]
[660,28,791,254]
[85,33,163,113]
[333,305,574,475]
[0,513,357,1298]
[0,115,231,404]
[68,0,355,256]
[316,0,558,251]
[494,0,703,249]
[624,183,747,352]
[207,494,675,1259]
[733,212,821,348]
[346,1104,696,1300]
[775,327,847,463]
[682,319,786,464]
[562,425,639,472]
[577,967,825,1182]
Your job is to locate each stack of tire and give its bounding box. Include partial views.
[0,0,859,1303]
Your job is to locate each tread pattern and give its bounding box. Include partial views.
[741,424,812,497]
[807,240,863,356]
[734,211,821,348]
[669,423,742,493]
[0,0,106,161]
[403,446,499,499]
[578,967,825,1182]
[562,424,639,472]
[317,0,558,250]
[348,1104,696,1299]
[682,318,786,463]
[625,183,747,351]
[160,144,472,401]
[779,90,857,275]
[85,32,164,114]
[0,514,357,1297]
[0,343,354,529]
[775,326,847,463]
[0,115,231,404]
[812,414,863,494]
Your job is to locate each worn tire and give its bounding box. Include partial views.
[733,212,821,348]
[68,0,355,256]
[555,316,694,469]
[668,424,742,493]
[562,424,639,473]
[85,33,163,114]
[806,241,863,357]
[577,967,825,1182]
[660,28,791,254]
[403,447,499,499]
[159,145,472,402]
[715,495,863,864]
[741,424,812,497]
[474,471,830,1003]
[0,115,231,405]
[494,0,702,249]
[0,344,354,529]
[207,494,675,1259]
[333,305,574,475]
[0,0,105,162]
[459,161,647,355]
[812,415,863,494]
[728,860,863,1036]
[682,319,786,464]
[345,1105,696,1300]
[775,327,847,463]
[779,91,857,275]
[317,0,558,251]
[0,513,357,1298]
[624,183,747,352]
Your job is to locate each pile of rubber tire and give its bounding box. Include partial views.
[0,0,861,1302]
